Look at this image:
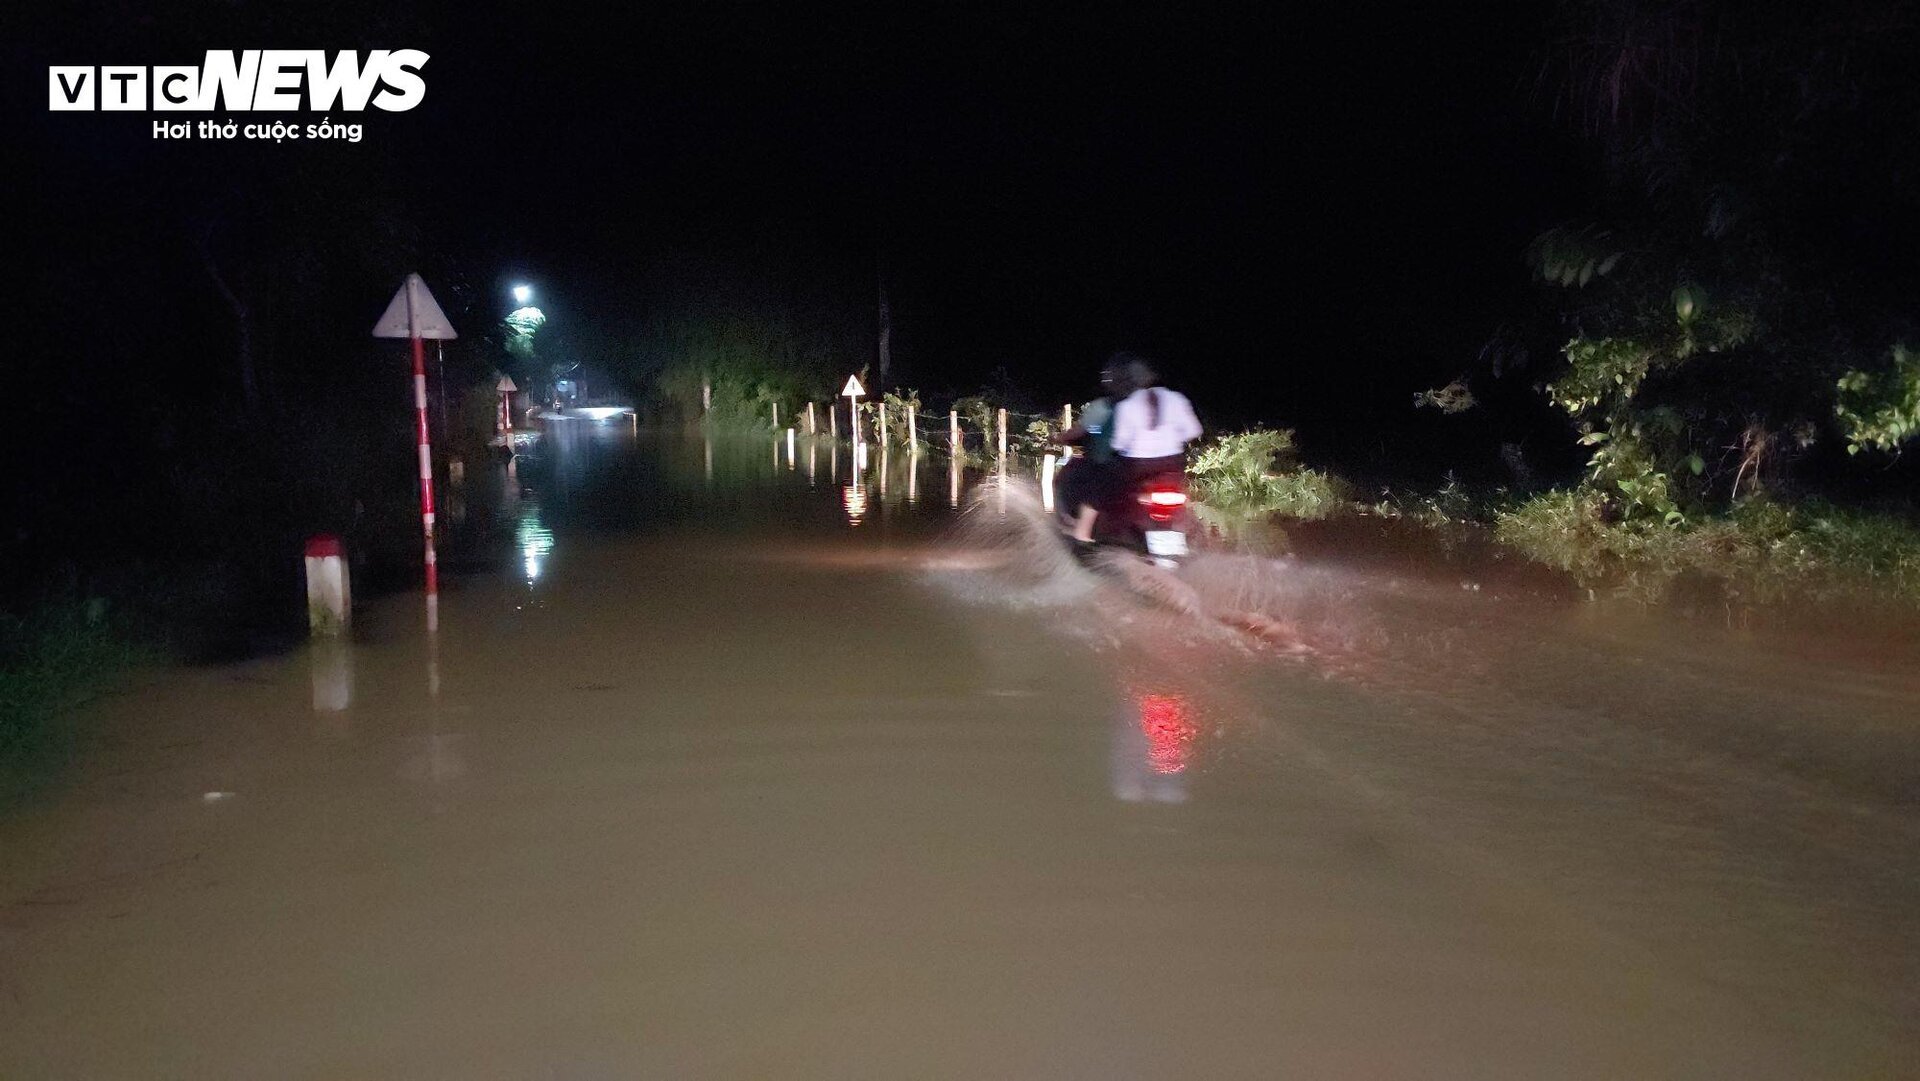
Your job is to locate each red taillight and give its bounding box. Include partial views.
[1138,484,1187,522]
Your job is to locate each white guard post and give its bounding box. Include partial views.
[305,534,351,635]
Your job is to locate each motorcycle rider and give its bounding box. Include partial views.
[1109,353,1202,481]
[1053,359,1135,554]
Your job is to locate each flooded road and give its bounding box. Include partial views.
[4,428,1918,1078]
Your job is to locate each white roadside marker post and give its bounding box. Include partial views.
[305,535,351,636]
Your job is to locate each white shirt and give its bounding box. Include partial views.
[1110,386,1202,459]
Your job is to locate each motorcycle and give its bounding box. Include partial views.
[1056,459,1193,569]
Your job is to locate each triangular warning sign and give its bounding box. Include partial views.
[372,273,458,340]
[496,375,518,392]
[841,375,866,397]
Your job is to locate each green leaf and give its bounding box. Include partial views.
[1687,453,1705,475]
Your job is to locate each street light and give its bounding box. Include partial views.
[512,283,532,304]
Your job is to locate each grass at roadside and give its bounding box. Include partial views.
[1186,427,1920,608]
[0,599,151,799]
[1494,491,1920,605]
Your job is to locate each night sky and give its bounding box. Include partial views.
[15,2,1581,479]
[428,2,1576,455]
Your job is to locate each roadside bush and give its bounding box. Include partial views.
[1368,474,1500,527]
[1495,490,1920,604]
[1491,489,1620,583]
[1189,429,1349,520]
[877,390,924,446]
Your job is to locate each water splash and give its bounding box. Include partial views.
[934,474,1092,605]
[927,472,1377,674]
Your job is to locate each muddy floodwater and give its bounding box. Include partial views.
[4,427,1918,1078]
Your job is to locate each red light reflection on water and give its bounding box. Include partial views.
[1136,691,1197,774]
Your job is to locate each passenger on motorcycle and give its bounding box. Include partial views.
[1053,360,1136,552]
[1109,354,1202,481]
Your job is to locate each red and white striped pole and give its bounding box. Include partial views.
[409,301,438,625]
[373,274,456,631]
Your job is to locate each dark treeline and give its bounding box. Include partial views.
[12,120,453,620]
[1487,0,1920,516]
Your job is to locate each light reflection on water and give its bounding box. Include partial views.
[516,506,555,583]
[481,427,999,546]
[1138,691,1197,775]
[1111,686,1197,804]
[838,439,947,525]
[842,483,868,526]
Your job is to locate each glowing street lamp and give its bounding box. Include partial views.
[512,283,533,304]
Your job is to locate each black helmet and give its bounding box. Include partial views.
[1107,350,1157,390]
